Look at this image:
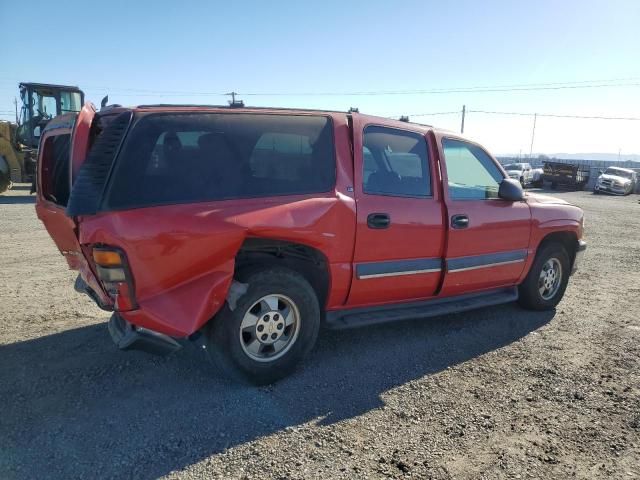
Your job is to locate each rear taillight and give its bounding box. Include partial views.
[92,247,138,311]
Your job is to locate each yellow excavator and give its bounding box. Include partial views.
[1,82,84,193]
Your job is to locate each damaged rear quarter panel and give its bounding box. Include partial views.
[78,192,355,337]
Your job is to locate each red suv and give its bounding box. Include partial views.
[36,103,586,384]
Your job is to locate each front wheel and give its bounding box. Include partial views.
[518,243,570,310]
[205,267,320,384]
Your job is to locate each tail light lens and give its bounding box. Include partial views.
[92,247,138,311]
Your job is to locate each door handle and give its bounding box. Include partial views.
[367,213,391,229]
[451,214,469,229]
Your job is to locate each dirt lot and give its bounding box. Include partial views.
[1,185,638,479]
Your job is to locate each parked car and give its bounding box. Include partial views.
[594,166,637,195]
[531,167,544,187]
[36,104,586,384]
[503,162,535,187]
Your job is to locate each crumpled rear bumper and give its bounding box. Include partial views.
[108,313,182,356]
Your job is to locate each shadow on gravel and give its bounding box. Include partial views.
[0,304,553,479]
[0,194,35,204]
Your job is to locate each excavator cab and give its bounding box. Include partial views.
[17,83,84,149]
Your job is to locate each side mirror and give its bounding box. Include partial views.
[598,170,604,175]
[499,178,525,201]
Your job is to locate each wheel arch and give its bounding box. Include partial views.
[234,237,331,310]
[536,231,579,269]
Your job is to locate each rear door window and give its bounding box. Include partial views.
[362,126,431,197]
[105,113,336,209]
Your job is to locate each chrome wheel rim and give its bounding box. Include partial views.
[538,258,562,300]
[239,294,300,362]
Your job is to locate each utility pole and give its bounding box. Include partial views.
[460,105,466,134]
[529,113,537,157]
[13,97,18,124]
[225,91,244,107]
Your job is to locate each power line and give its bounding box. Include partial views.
[1,77,638,98]
[406,109,640,121]
[392,111,460,117]
[236,82,640,97]
[467,110,640,121]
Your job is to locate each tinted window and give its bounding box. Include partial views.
[362,126,431,197]
[105,113,335,209]
[41,134,71,206]
[442,139,503,200]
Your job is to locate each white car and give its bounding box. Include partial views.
[503,163,537,187]
[594,167,637,196]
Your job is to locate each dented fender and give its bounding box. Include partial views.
[77,193,356,337]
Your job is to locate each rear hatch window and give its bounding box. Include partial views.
[103,113,336,210]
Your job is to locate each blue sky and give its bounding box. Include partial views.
[1,0,639,155]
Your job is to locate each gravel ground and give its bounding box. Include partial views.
[1,185,639,479]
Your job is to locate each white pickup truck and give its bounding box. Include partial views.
[594,167,637,195]
[503,163,543,187]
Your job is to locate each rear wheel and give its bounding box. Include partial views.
[518,243,570,310]
[205,267,320,384]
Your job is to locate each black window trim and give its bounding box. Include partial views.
[361,123,435,199]
[100,111,338,212]
[440,136,506,202]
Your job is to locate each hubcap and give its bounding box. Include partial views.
[239,294,300,362]
[538,257,562,300]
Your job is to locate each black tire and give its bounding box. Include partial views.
[205,267,320,385]
[518,243,570,311]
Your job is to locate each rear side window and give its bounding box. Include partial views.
[362,126,431,197]
[105,113,336,209]
[41,134,71,206]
